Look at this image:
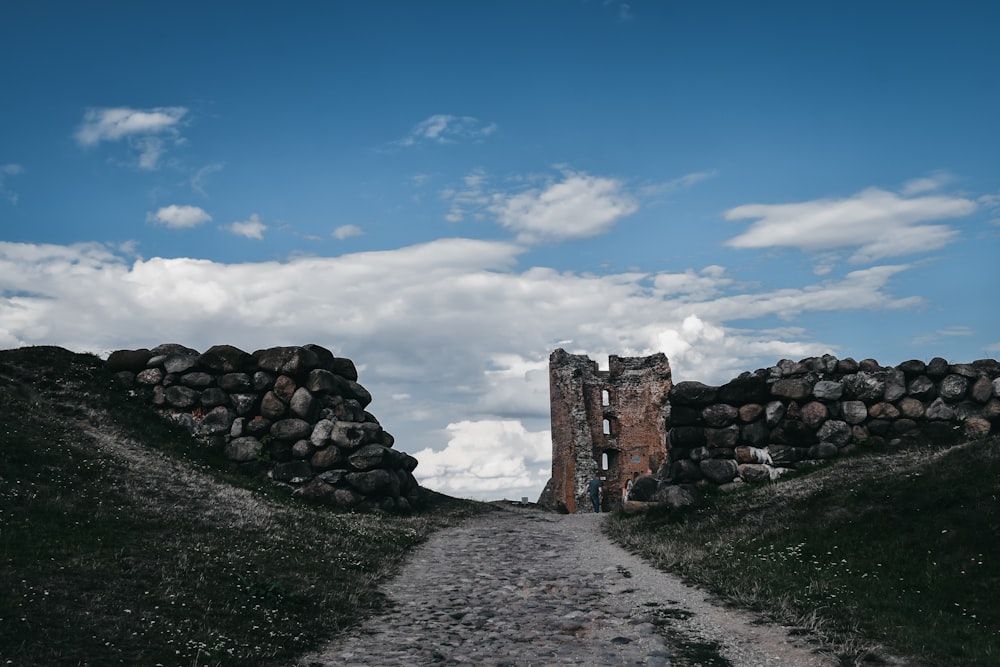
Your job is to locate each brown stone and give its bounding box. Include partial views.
[897,397,924,419]
[868,402,900,419]
[800,401,829,428]
[739,403,764,423]
[274,374,297,402]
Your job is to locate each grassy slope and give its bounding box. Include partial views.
[0,346,489,667]
[607,437,1000,666]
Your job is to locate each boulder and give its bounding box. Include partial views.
[739,420,770,447]
[225,436,262,462]
[310,445,343,470]
[808,442,840,459]
[163,353,199,374]
[971,376,994,403]
[817,420,851,447]
[843,372,885,402]
[229,393,258,416]
[812,380,844,401]
[897,397,924,419]
[346,469,398,496]
[218,372,253,392]
[868,402,900,420]
[670,381,718,406]
[253,346,321,377]
[180,372,215,388]
[271,418,312,441]
[771,378,811,401]
[164,385,199,409]
[195,406,235,437]
[700,459,738,484]
[199,387,229,408]
[908,375,936,400]
[926,357,949,379]
[765,401,786,426]
[136,368,165,386]
[273,375,297,402]
[705,425,738,448]
[259,391,287,420]
[106,348,152,372]
[348,444,390,471]
[738,463,773,483]
[669,426,707,448]
[841,400,868,424]
[718,375,769,404]
[197,344,255,373]
[290,386,318,420]
[898,359,926,376]
[738,403,764,423]
[702,403,738,427]
[925,398,955,421]
[627,475,658,501]
[800,401,829,428]
[939,374,968,402]
[884,369,907,402]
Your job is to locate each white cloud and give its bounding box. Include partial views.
[490,171,639,243]
[725,186,975,263]
[146,205,212,229]
[0,236,939,500]
[75,106,188,170]
[191,163,224,196]
[412,420,551,500]
[638,169,717,198]
[901,172,951,196]
[224,214,267,240]
[0,163,24,204]
[912,326,974,346]
[397,114,497,147]
[332,224,364,240]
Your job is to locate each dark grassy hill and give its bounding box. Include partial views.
[608,434,1000,666]
[0,346,487,666]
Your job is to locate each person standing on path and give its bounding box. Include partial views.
[588,475,603,513]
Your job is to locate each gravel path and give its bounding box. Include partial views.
[297,506,837,666]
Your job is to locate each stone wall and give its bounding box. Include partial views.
[106,343,420,511]
[657,355,1000,491]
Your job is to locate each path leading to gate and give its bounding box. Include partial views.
[297,506,838,667]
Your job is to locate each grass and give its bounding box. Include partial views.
[606,436,1000,666]
[0,346,490,666]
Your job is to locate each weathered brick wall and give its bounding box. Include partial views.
[547,349,672,512]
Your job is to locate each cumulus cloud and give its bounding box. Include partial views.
[724,187,975,263]
[75,106,188,170]
[0,163,23,204]
[224,214,267,240]
[397,114,497,147]
[0,236,933,500]
[412,420,551,499]
[332,224,364,240]
[146,205,212,229]
[489,171,638,243]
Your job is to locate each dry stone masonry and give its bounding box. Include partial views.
[106,343,420,511]
[545,351,1000,511]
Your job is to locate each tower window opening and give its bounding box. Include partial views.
[601,389,610,406]
[602,452,609,470]
[603,418,611,435]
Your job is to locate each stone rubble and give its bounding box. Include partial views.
[106,343,420,510]
[657,355,1000,493]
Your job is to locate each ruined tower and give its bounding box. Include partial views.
[547,348,672,513]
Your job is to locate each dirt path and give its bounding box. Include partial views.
[297,506,836,666]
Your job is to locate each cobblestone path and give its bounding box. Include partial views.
[297,507,836,666]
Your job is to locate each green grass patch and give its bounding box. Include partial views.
[607,437,1000,666]
[0,346,490,666]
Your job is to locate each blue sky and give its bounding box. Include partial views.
[2,1,998,500]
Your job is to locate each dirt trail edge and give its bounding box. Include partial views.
[297,506,836,666]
